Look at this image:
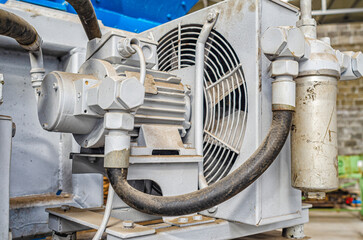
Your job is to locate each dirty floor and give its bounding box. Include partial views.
[238,210,363,240]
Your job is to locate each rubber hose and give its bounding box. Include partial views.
[107,110,292,216]
[66,0,102,40]
[0,9,40,50]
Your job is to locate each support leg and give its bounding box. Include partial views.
[52,231,76,240]
[282,224,305,239]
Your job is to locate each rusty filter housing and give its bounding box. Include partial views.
[292,37,340,195]
[292,75,339,193]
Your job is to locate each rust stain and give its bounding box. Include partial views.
[236,0,244,12]
[10,193,73,209]
[249,2,256,12]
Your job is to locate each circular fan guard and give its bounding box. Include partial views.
[157,24,247,184]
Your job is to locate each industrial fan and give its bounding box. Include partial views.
[157,24,247,184]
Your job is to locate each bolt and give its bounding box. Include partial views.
[352,51,363,77]
[61,205,70,211]
[207,10,217,22]
[178,217,189,223]
[53,83,58,91]
[193,215,203,221]
[207,206,218,214]
[123,220,134,228]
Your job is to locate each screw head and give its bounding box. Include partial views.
[178,217,189,223]
[193,215,203,221]
[123,220,134,228]
[52,83,58,91]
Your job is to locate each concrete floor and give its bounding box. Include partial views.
[304,210,363,240]
[239,210,363,240]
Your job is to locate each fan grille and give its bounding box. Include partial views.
[157,24,247,184]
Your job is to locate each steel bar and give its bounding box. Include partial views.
[312,8,363,16]
[0,115,12,240]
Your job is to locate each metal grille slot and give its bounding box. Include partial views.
[157,24,248,184]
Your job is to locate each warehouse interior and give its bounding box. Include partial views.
[0,0,362,239]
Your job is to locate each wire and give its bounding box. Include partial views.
[92,185,114,240]
[131,44,146,85]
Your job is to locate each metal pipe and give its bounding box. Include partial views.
[29,48,45,99]
[312,8,363,16]
[107,111,293,216]
[0,9,45,98]
[298,0,316,39]
[195,10,218,189]
[0,9,41,51]
[300,0,312,20]
[66,0,102,40]
[131,44,146,85]
[0,115,13,239]
[321,0,327,11]
[92,185,114,240]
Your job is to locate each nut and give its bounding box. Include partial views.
[335,50,350,73]
[261,27,305,60]
[117,77,145,109]
[193,215,203,221]
[97,76,124,110]
[178,217,189,223]
[104,112,134,131]
[123,220,134,228]
[352,51,363,77]
[296,18,316,28]
[270,59,299,78]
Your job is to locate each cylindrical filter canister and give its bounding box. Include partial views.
[291,75,339,193]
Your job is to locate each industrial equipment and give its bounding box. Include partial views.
[0,0,362,239]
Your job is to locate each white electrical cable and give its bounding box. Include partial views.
[131,44,146,85]
[92,184,115,240]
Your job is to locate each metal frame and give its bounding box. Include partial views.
[46,204,310,240]
[0,116,13,239]
[312,0,363,16]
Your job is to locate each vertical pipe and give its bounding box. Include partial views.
[0,115,13,240]
[321,0,327,11]
[300,0,312,20]
[195,11,218,188]
[298,0,316,39]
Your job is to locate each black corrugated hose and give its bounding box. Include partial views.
[107,110,293,216]
[66,0,102,40]
[0,9,40,50]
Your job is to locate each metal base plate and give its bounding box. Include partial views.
[47,207,155,239]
